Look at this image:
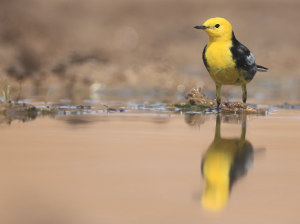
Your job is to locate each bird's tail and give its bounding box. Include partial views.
[257,65,268,72]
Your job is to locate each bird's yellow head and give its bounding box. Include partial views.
[195,17,233,40]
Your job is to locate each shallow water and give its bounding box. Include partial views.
[1,101,300,223]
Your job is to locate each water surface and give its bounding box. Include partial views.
[0,102,300,223]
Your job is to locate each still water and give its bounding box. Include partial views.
[0,101,300,223]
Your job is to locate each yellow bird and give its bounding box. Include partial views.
[201,115,254,210]
[195,18,268,109]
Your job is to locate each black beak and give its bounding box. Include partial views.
[194,25,207,29]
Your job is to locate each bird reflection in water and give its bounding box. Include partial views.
[201,115,254,210]
[185,113,258,211]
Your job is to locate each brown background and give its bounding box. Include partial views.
[0,0,298,102]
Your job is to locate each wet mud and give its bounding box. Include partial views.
[1,94,298,125]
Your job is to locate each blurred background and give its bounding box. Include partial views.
[0,0,299,102]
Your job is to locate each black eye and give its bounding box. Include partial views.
[215,24,220,28]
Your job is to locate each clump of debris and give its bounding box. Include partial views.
[169,88,268,115]
[0,101,37,115]
[0,101,38,124]
[0,100,109,124]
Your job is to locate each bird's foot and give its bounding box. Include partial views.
[213,106,222,114]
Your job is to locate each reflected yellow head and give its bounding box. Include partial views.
[201,149,231,211]
[201,183,229,211]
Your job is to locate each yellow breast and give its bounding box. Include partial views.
[205,41,240,85]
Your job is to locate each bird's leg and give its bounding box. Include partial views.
[216,84,222,110]
[214,114,221,140]
[242,84,247,103]
[241,121,246,140]
[236,120,247,149]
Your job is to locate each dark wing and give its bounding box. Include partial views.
[202,44,209,71]
[231,31,268,75]
[230,32,257,81]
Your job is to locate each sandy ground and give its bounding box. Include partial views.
[0,0,299,102]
